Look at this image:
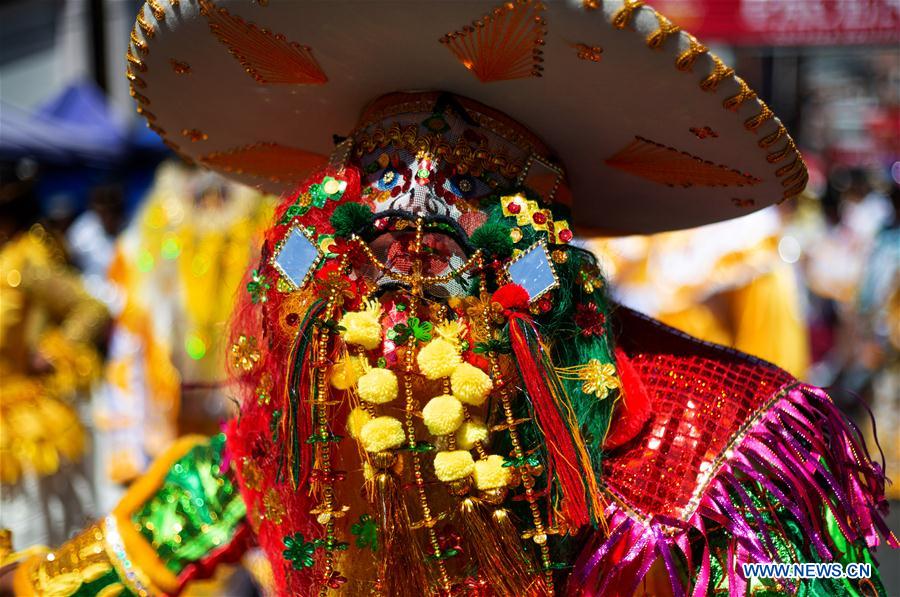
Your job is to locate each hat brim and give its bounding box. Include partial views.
[128,0,806,234]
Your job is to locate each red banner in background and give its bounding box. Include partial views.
[651,0,900,46]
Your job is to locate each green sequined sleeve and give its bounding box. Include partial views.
[14,434,248,597]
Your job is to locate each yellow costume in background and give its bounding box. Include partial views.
[0,224,107,486]
[97,162,274,484]
[588,207,810,378]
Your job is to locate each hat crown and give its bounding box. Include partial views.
[344,91,569,224]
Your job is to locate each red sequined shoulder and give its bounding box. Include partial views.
[603,306,796,523]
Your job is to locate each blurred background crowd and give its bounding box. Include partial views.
[0,0,898,594]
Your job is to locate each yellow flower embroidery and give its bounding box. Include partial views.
[230,335,261,372]
[556,359,620,400]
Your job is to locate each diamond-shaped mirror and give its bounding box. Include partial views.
[506,241,558,302]
[271,226,322,290]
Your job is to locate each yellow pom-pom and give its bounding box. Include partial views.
[450,362,493,406]
[416,338,462,380]
[422,395,464,436]
[433,450,475,482]
[330,354,366,390]
[347,407,371,439]
[359,416,405,453]
[456,420,488,450]
[357,367,398,404]
[473,454,510,490]
[339,300,383,350]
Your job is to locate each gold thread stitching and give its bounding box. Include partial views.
[130,29,148,54]
[675,34,707,71]
[137,13,155,39]
[612,0,645,30]
[646,10,680,50]
[700,55,735,92]
[353,122,527,179]
[439,0,547,82]
[766,139,796,164]
[125,68,146,88]
[126,47,146,72]
[745,103,774,132]
[783,173,808,199]
[129,84,150,105]
[758,125,786,148]
[200,0,327,85]
[783,170,807,190]
[775,157,802,178]
[136,107,156,121]
[147,0,166,20]
[723,77,757,111]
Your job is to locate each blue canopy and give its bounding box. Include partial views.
[0,81,165,165]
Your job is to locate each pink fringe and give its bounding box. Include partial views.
[570,384,897,596]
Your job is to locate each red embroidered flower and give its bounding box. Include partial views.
[574,302,606,337]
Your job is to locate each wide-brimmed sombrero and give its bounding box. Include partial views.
[127,0,806,234]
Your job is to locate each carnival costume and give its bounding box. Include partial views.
[11,1,896,595]
[0,224,108,544]
[97,163,274,484]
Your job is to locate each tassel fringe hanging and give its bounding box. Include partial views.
[279,299,326,487]
[569,384,898,596]
[507,314,603,529]
[372,469,431,597]
[457,496,547,596]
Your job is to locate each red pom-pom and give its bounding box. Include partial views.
[492,284,530,312]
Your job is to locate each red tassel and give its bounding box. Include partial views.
[603,348,652,450]
[507,314,601,529]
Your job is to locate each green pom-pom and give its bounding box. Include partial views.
[330,203,374,238]
[469,221,513,259]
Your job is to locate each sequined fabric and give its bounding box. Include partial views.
[604,307,795,522]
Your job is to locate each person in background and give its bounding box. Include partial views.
[95,162,274,490]
[586,205,811,379]
[67,183,127,312]
[0,160,110,547]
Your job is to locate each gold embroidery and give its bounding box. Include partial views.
[263,489,285,524]
[126,47,146,72]
[136,107,155,121]
[758,125,787,148]
[125,68,146,89]
[147,0,166,21]
[200,142,327,183]
[440,0,547,83]
[766,139,797,164]
[129,84,150,105]
[199,0,326,85]
[646,11,680,49]
[777,157,805,180]
[675,34,707,72]
[136,13,155,39]
[130,29,148,55]
[181,129,208,142]
[582,0,600,8]
[723,77,756,111]
[354,122,526,179]
[169,59,191,74]
[605,136,761,188]
[573,43,603,62]
[699,55,734,92]
[745,102,774,132]
[611,0,645,30]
